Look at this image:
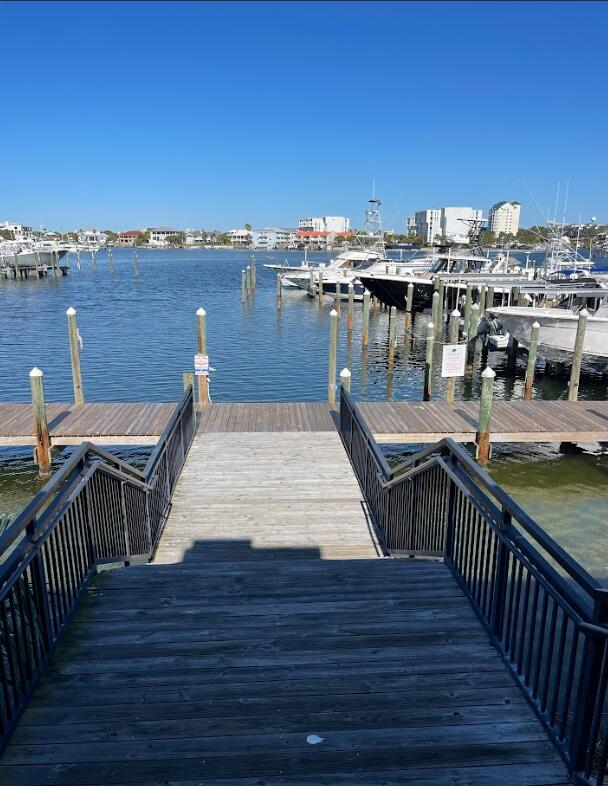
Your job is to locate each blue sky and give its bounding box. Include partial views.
[2,1,607,231]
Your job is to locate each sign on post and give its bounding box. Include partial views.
[194,353,209,377]
[441,344,466,378]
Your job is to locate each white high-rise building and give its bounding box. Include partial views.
[298,216,350,233]
[414,207,482,244]
[488,201,521,236]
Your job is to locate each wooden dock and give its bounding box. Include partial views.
[0,402,176,446]
[0,424,570,785]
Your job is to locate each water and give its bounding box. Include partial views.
[1,247,606,576]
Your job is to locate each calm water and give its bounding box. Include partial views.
[1,248,606,576]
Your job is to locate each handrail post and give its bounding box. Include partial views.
[119,480,131,564]
[183,372,196,441]
[443,452,458,562]
[570,591,608,775]
[490,508,511,640]
[27,527,54,651]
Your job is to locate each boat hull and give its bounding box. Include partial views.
[357,274,433,310]
[488,306,608,364]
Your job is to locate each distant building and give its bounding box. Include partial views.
[184,230,209,245]
[0,221,34,241]
[251,228,298,250]
[488,201,521,236]
[414,207,483,244]
[406,216,416,236]
[78,228,108,247]
[117,230,141,247]
[294,230,354,250]
[298,216,350,234]
[228,228,252,246]
[147,227,179,246]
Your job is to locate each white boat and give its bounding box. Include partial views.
[485,297,608,365]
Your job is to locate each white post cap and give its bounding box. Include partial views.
[348,282,354,289]
[427,322,434,330]
[196,308,206,316]
[66,306,76,316]
[30,367,43,377]
[482,366,496,379]
[451,309,461,316]
[471,303,480,310]
[340,368,351,379]
[532,321,540,328]
[578,308,589,317]
[330,309,338,316]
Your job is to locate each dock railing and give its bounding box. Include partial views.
[339,386,608,785]
[0,384,196,749]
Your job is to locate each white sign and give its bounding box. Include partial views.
[194,353,209,377]
[441,344,466,378]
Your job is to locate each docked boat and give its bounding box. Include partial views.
[480,290,608,366]
[0,240,68,268]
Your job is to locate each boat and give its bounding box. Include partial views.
[0,240,68,269]
[479,289,608,366]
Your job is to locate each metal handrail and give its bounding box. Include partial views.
[0,384,196,751]
[339,387,608,784]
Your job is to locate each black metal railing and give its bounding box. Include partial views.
[339,387,608,785]
[0,385,196,749]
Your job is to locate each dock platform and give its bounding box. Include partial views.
[0,402,176,446]
[0,426,570,785]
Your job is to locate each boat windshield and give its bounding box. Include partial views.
[429,256,482,274]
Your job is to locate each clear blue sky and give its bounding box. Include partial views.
[2,1,607,231]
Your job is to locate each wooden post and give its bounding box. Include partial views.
[467,303,481,367]
[196,307,208,407]
[507,335,519,370]
[476,366,496,464]
[309,270,314,295]
[66,307,84,405]
[568,309,588,401]
[479,284,487,316]
[347,283,354,333]
[437,279,445,318]
[512,286,520,307]
[334,275,341,315]
[241,269,246,303]
[388,306,397,365]
[51,249,59,277]
[423,321,434,401]
[524,321,540,401]
[246,265,251,294]
[485,285,494,314]
[29,368,51,477]
[108,248,114,274]
[445,309,460,403]
[276,272,282,309]
[362,290,370,347]
[463,284,473,338]
[34,250,41,277]
[76,250,81,272]
[318,271,324,305]
[404,282,414,331]
[328,309,338,404]
[251,256,256,290]
[431,291,440,338]
[133,249,139,276]
[13,253,20,279]
[340,367,351,393]
[92,250,97,272]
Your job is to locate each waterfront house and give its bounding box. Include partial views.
[147,227,180,246]
[184,230,210,245]
[251,227,297,250]
[117,230,141,247]
[0,221,34,241]
[77,228,108,247]
[228,228,252,247]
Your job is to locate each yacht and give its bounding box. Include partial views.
[0,239,68,269]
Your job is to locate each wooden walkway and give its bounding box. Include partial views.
[0,428,569,784]
[358,399,608,443]
[198,402,336,432]
[0,402,176,446]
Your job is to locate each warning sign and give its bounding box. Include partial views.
[194,353,209,377]
[441,344,466,378]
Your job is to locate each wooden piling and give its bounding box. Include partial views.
[362,290,370,347]
[464,284,473,338]
[388,306,397,365]
[246,266,251,294]
[476,366,496,463]
[423,321,434,401]
[328,309,338,404]
[334,276,341,315]
[66,307,84,405]
[347,283,354,333]
[92,250,97,272]
[251,256,256,290]
[51,250,59,278]
[309,270,314,295]
[76,250,81,272]
[404,282,414,331]
[29,368,51,477]
[568,309,588,401]
[524,321,540,401]
[484,285,494,314]
[241,270,246,303]
[479,285,487,316]
[134,250,139,276]
[507,336,519,370]
[445,309,461,403]
[431,291,441,338]
[276,273,282,309]
[108,248,114,274]
[467,303,481,367]
[13,253,20,278]
[318,271,324,305]
[196,307,208,407]
[340,367,351,393]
